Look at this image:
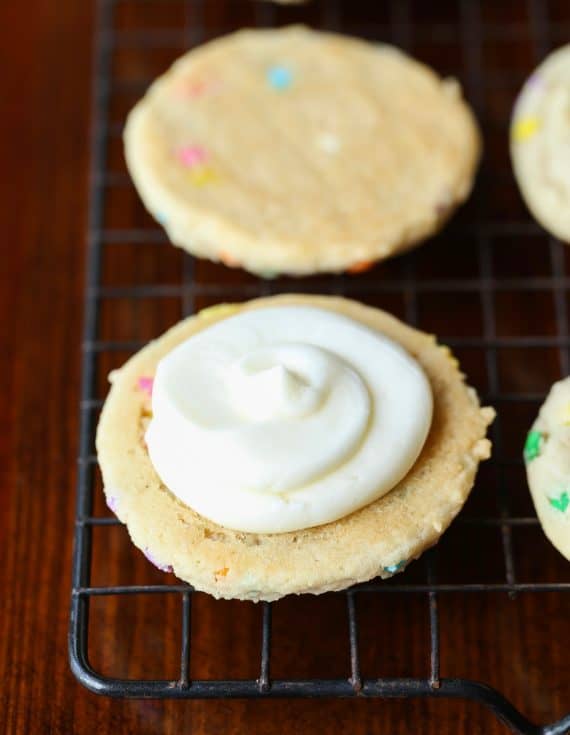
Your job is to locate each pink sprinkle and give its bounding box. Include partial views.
[175,78,219,99]
[177,145,208,168]
[526,72,543,91]
[143,547,173,574]
[106,495,118,514]
[436,200,450,217]
[187,80,208,97]
[137,376,154,396]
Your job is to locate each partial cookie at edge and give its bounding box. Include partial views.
[524,377,570,560]
[510,44,570,242]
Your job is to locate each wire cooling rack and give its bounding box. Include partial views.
[69,1,570,733]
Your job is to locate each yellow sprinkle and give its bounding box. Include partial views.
[188,166,218,186]
[438,344,459,367]
[512,116,540,142]
[198,303,239,320]
[561,402,570,426]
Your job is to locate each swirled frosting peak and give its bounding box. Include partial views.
[146,306,433,533]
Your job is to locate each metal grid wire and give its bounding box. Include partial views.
[69,1,570,733]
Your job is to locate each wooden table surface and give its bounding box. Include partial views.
[2,1,569,733]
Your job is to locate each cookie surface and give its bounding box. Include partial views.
[96,295,493,601]
[524,377,570,560]
[124,26,480,276]
[510,44,570,242]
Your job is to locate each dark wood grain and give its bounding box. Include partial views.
[2,1,569,734]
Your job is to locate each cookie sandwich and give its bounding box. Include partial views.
[96,295,494,601]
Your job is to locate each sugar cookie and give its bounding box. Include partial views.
[96,295,493,600]
[511,44,570,242]
[124,26,480,276]
[524,377,570,560]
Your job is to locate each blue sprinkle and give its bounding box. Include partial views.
[267,65,293,90]
[155,212,167,225]
[384,560,406,574]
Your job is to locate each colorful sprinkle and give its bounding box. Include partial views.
[177,144,208,168]
[175,144,217,185]
[106,495,118,514]
[198,304,239,320]
[523,430,543,462]
[512,116,540,143]
[143,547,173,574]
[439,344,459,369]
[219,250,240,268]
[154,212,167,225]
[347,260,374,274]
[184,80,210,97]
[435,192,453,217]
[187,80,208,97]
[137,376,154,397]
[267,65,293,90]
[384,560,406,574]
[174,77,220,99]
[188,166,218,186]
[317,132,340,154]
[549,491,569,513]
[436,202,449,217]
[525,72,543,92]
[561,402,570,425]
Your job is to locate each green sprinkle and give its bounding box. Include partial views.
[524,430,543,462]
[549,491,569,513]
[384,560,406,574]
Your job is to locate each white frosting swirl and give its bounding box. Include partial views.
[146,306,433,533]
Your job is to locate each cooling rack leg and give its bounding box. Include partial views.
[179,591,192,688]
[258,602,272,693]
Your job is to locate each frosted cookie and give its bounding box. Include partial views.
[96,295,493,601]
[524,377,570,560]
[510,44,570,242]
[124,26,481,276]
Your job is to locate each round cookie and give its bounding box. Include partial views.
[524,377,570,560]
[510,44,570,242]
[96,295,493,601]
[124,26,481,276]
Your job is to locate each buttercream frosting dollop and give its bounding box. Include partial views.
[146,306,433,533]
